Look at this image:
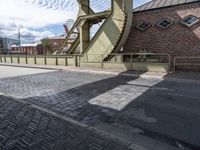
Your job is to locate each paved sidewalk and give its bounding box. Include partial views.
[0,62,167,78]
[1,63,200,82]
[0,66,56,79]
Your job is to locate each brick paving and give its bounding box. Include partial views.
[0,67,200,149]
[0,95,133,150]
[0,71,137,125]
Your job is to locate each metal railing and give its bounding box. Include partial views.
[80,53,170,63]
[174,56,200,71]
[80,53,170,72]
[0,53,171,72]
[0,55,77,67]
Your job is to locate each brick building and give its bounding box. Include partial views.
[124,0,200,60]
[11,43,43,55]
[42,35,76,54]
[42,36,66,54]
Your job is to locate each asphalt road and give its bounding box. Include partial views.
[118,79,200,149]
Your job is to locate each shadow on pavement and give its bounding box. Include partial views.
[1,70,200,149]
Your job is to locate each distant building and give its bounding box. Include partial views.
[11,43,43,55]
[41,35,75,54]
[42,35,66,54]
[0,37,19,54]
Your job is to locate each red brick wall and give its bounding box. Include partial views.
[42,38,66,54]
[36,44,44,55]
[124,2,200,61]
[46,39,64,51]
[11,44,44,55]
[42,38,75,54]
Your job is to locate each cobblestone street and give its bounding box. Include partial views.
[0,95,133,150]
[0,66,200,149]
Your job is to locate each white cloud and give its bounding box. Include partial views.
[0,0,149,43]
[0,26,55,43]
[0,0,78,28]
[0,0,79,42]
[20,28,55,42]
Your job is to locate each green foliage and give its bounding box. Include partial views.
[42,39,54,54]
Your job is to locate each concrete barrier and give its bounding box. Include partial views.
[46,57,56,65]
[103,62,132,70]
[57,57,66,66]
[19,57,26,64]
[132,62,169,72]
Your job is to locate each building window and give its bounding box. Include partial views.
[136,22,151,31]
[181,15,199,27]
[157,19,173,29]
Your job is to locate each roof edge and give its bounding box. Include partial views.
[133,0,200,13]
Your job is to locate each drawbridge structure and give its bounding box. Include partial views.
[54,0,133,61]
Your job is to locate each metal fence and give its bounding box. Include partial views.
[0,55,77,66]
[3,54,200,72]
[80,53,170,63]
[80,53,170,72]
[0,53,171,72]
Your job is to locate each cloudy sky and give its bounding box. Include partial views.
[0,0,151,43]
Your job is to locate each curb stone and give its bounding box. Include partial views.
[1,62,200,83]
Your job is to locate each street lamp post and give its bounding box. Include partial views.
[18,27,21,52]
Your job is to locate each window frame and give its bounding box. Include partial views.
[136,22,151,31]
[156,19,174,29]
[181,15,200,27]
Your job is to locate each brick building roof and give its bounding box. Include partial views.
[134,0,200,12]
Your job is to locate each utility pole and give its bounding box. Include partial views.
[18,27,21,52]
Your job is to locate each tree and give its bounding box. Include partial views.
[42,39,54,55]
